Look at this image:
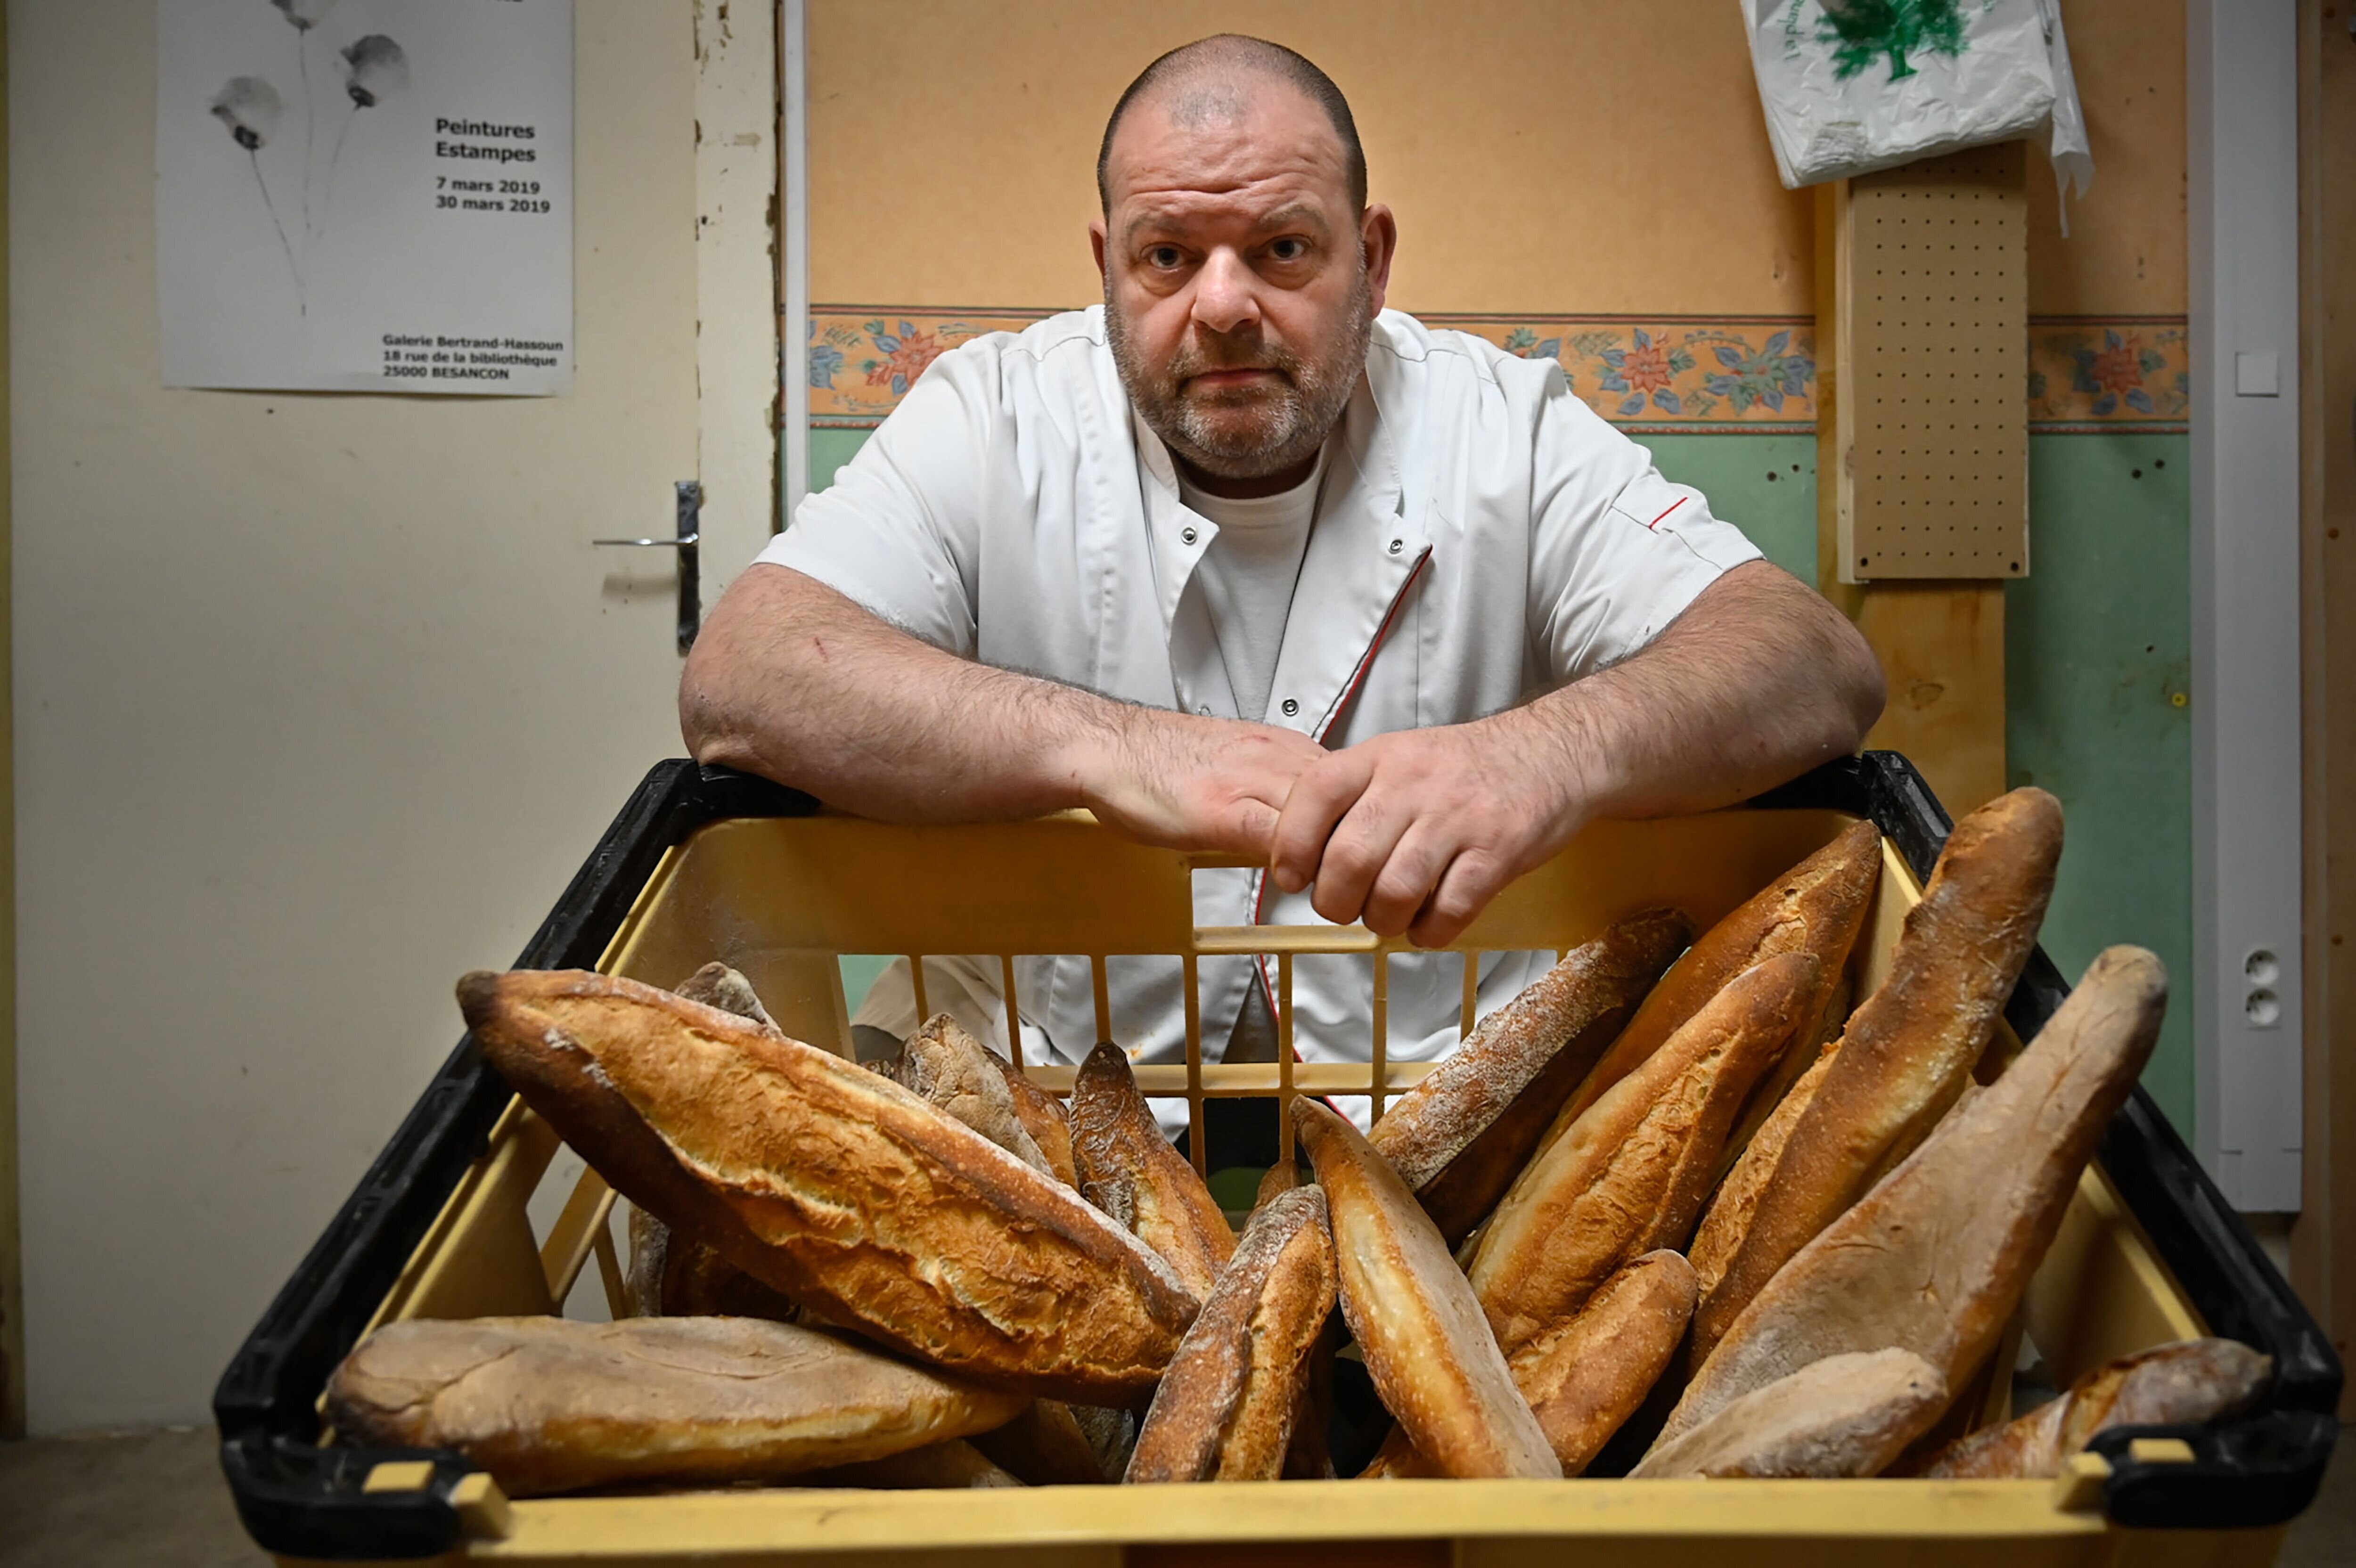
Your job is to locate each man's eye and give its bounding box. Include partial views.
[1268,237,1309,262]
[1145,245,1184,269]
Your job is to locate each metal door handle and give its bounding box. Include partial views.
[595,481,701,653]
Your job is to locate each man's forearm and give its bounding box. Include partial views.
[1510,560,1886,823]
[680,565,1328,850]
[680,565,1114,823]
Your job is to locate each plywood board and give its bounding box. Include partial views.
[1833,143,2030,582]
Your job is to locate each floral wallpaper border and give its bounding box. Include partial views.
[798,307,2190,434]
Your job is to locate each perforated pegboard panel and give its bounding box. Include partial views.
[1832,144,2029,581]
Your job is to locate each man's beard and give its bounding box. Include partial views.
[1106,265,1373,482]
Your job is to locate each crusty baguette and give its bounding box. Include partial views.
[674,961,781,1032]
[1717,972,1850,1186]
[1686,788,2063,1369]
[1921,1338,2271,1478]
[1549,822,1881,1138]
[629,963,793,1320]
[1366,1250,1696,1478]
[991,1054,1080,1188]
[1127,1186,1338,1483]
[458,969,1198,1402]
[1660,945,2165,1450]
[326,1315,1027,1497]
[1632,1349,1947,1478]
[1295,1099,1557,1478]
[1467,953,1817,1355]
[892,1013,1052,1176]
[1687,1047,1837,1302]
[1367,909,1692,1243]
[799,1439,1024,1489]
[968,1399,1106,1486]
[1071,1042,1237,1300]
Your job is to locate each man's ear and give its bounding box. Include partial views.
[1090,219,1109,286]
[1360,204,1398,318]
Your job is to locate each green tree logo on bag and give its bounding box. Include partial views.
[1818,0,1966,82]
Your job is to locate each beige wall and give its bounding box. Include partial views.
[11,0,699,1430]
[810,0,2185,317]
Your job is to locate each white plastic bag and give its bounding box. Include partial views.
[1744,0,2093,219]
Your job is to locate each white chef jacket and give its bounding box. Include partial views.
[759,306,1760,1127]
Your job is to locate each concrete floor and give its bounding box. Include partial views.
[0,1423,2350,1565]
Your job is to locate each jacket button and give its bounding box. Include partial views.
[1388,538,1403,555]
[1181,526,1198,546]
[1282,698,1300,717]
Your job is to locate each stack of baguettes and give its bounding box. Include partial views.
[325,788,2270,1496]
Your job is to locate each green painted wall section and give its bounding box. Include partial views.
[794,428,2197,1139]
[2007,433,2193,1131]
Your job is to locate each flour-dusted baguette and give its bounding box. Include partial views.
[991,1053,1080,1188]
[1549,822,1881,1138]
[1686,789,2064,1368]
[968,1399,1107,1486]
[1921,1338,2271,1478]
[674,960,782,1032]
[458,970,1198,1403]
[891,1013,1053,1177]
[1659,945,2165,1449]
[1366,1250,1697,1478]
[1296,1099,1557,1478]
[1127,1186,1337,1483]
[1687,1047,1837,1302]
[1367,909,1691,1244]
[1632,1349,1947,1479]
[326,1315,1027,1497]
[1467,953,1817,1355]
[1071,1042,1237,1300]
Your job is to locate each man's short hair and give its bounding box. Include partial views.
[1096,35,1367,216]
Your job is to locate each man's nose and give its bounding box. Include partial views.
[1188,247,1262,338]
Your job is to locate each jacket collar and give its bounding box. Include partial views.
[1128,359,1430,736]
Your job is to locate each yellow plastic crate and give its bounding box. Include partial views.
[216,758,2339,1567]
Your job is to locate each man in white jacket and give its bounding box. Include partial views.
[681,35,1882,1139]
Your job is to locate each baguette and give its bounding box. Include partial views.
[1467,953,1817,1354]
[798,1439,1024,1489]
[1686,788,2063,1368]
[1717,972,1850,1186]
[1366,1250,1697,1478]
[628,963,795,1320]
[1631,1348,1947,1478]
[458,969,1198,1402]
[1295,1099,1557,1478]
[326,1315,1027,1497]
[1659,945,2165,1449]
[1548,822,1880,1136]
[968,1400,1107,1486]
[1367,909,1692,1243]
[890,1013,1053,1177]
[992,1053,1080,1188]
[1921,1338,2271,1478]
[1072,1041,1237,1300]
[1687,1047,1837,1302]
[674,960,781,1032]
[1127,1186,1338,1483]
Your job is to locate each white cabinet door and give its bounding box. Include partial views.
[11,0,741,1430]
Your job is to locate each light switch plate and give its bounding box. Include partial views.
[2234,351,2281,397]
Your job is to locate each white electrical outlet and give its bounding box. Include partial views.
[2242,948,2282,1029]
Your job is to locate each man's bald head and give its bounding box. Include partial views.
[1097,35,1366,216]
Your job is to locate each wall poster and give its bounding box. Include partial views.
[158,0,573,395]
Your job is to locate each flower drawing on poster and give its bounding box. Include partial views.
[212,1,408,318]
